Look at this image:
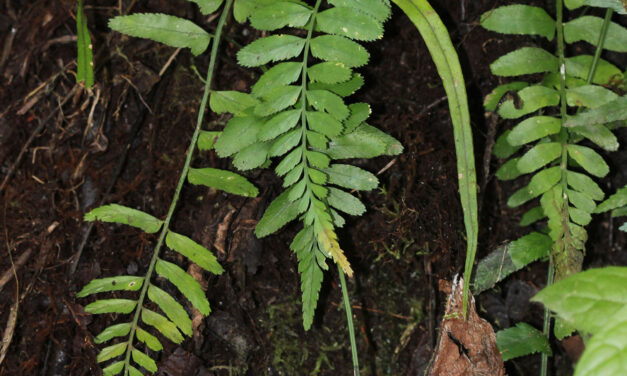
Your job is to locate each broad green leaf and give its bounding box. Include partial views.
[508,116,561,146]
[316,7,383,41]
[136,327,163,351]
[498,86,560,119]
[567,144,609,177]
[567,85,619,109]
[575,305,627,376]
[188,0,223,15]
[108,14,211,56]
[297,245,323,330]
[508,166,561,207]
[188,167,258,197]
[564,16,627,52]
[520,206,546,226]
[76,0,94,88]
[250,2,312,30]
[310,35,369,67]
[517,142,562,174]
[233,141,271,170]
[580,0,627,14]
[490,47,558,77]
[214,115,262,157]
[237,35,305,67]
[613,207,627,217]
[344,103,371,133]
[94,323,131,344]
[165,231,223,274]
[252,62,302,98]
[141,308,184,344]
[269,128,301,157]
[564,95,627,127]
[567,170,605,201]
[275,148,303,176]
[569,124,619,151]
[480,5,555,40]
[493,130,521,159]
[595,187,627,213]
[84,204,162,233]
[565,55,623,85]
[147,285,193,336]
[495,158,522,181]
[308,62,352,84]
[565,0,586,9]
[570,206,592,226]
[324,164,378,191]
[484,82,529,112]
[132,349,157,373]
[77,276,143,297]
[620,222,627,231]
[496,323,552,361]
[85,299,136,314]
[326,123,403,159]
[259,109,302,141]
[473,232,551,294]
[256,189,305,237]
[210,91,259,115]
[155,259,210,315]
[327,188,366,216]
[569,189,597,213]
[329,0,391,22]
[254,85,302,117]
[306,111,343,137]
[197,131,220,151]
[307,90,349,121]
[97,342,126,363]
[102,361,124,376]
[309,73,365,97]
[532,267,627,334]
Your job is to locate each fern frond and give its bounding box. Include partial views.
[214,0,398,328]
[481,2,625,342]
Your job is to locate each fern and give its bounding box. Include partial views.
[479,0,626,358]
[77,1,259,375]
[209,0,401,330]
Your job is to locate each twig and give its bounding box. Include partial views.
[0,248,33,292]
[0,197,19,366]
[0,86,78,194]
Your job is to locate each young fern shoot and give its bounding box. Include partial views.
[77,1,258,375]
[210,0,401,329]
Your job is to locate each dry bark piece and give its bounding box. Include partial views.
[429,276,505,376]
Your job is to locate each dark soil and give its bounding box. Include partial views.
[0,0,625,375]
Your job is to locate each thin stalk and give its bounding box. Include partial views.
[540,265,555,376]
[541,1,568,375]
[121,0,233,373]
[338,264,360,376]
[585,8,613,84]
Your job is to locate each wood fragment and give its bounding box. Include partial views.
[428,276,505,376]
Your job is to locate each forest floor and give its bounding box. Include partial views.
[0,0,625,375]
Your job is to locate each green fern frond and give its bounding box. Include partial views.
[78,1,261,375]
[481,2,625,342]
[213,0,399,329]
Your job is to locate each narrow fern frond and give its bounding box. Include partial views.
[481,0,625,342]
[78,1,258,375]
[213,0,399,329]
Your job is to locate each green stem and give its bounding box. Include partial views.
[121,0,233,373]
[338,264,360,376]
[541,1,568,375]
[585,8,613,85]
[540,264,555,376]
